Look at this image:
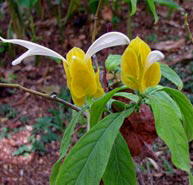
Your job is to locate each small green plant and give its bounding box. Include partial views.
[0,104,18,119]
[13,144,31,156]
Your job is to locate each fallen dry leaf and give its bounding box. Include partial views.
[101,7,112,21]
[153,39,185,51]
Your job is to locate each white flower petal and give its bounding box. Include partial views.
[146,50,164,68]
[0,36,66,65]
[85,32,130,61]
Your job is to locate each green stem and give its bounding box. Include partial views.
[127,7,132,39]
[184,13,193,44]
[92,0,104,43]
[29,14,36,42]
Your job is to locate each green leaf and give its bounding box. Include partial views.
[125,0,137,16]
[90,87,126,128]
[151,90,182,119]
[114,92,139,103]
[50,110,82,185]
[154,0,181,10]
[103,133,136,185]
[149,94,190,173]
[13,145,31,156]
[147,0,159,23]
[189,173,193,185]
[163,87,193,141]
[160,63,183,90]
[88,0,99,13]
[18,0,38,8]
[64,0,81,23]
[55,109,134,185]
[105,54,121,72]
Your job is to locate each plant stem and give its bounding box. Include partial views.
[0,83,87,116]
[184,13,193,44]
[127,6,132,39]
[92,0,103,42]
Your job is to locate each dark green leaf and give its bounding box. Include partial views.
[163,88,193,141]
[105,54,121,72]
[160,63,183,90]
[88,0,99,13]
[55,109,134,185]
[147,0,159,23]
[149,94,190,172]
[50,110,82,185]
[154,0,181,10]
[90,87,126,128]
[103,133,136,185]
[13,145,31,156]
[125,0,137,16]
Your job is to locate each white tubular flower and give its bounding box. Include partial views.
[0,36,66,65]
[0,31,130,66]
[85,32,130,61]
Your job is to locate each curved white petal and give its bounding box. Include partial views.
[146,50,164,68]
[85,32,130,61]
[0,36,66,65]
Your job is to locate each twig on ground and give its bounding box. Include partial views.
[0,83,87,117]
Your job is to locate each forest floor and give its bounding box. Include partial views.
[0,1,193,185]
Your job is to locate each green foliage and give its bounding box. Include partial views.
[64,0,81,24]
[18,0,39,9]
[55,109,133,185]
[163,88,193,141]
[149,94,191,173]
[30,116,61,153]
[147,0,159,23]
[19,115,29,123]
[0,104,18,119]
[13,144,31,156]
[114,92,139,103]
[90,86,126,128]
[154,0,181,10]
[88,0,99,13]
[125,0,137,16]
[50,110,83,185]
[103,133,136,185]
[105,54,121,72]
[145,33,158,43]
[162,157,174,174]
[160,63,183,90]
[0,127,9,139]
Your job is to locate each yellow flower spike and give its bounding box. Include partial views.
[69,50,97,98]
[121,37,164,93]
[94,69,104,98]
[1,32,130,106]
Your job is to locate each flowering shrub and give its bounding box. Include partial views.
[1,31,193,185]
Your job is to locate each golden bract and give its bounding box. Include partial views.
[121,37,161,93]
[63,47,104,106]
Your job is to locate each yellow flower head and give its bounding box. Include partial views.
[63,47,104,106]
[1,32,130,106]
[121,37,164,93]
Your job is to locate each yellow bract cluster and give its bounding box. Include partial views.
[121,37,161,93]
[63,48,104,106]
